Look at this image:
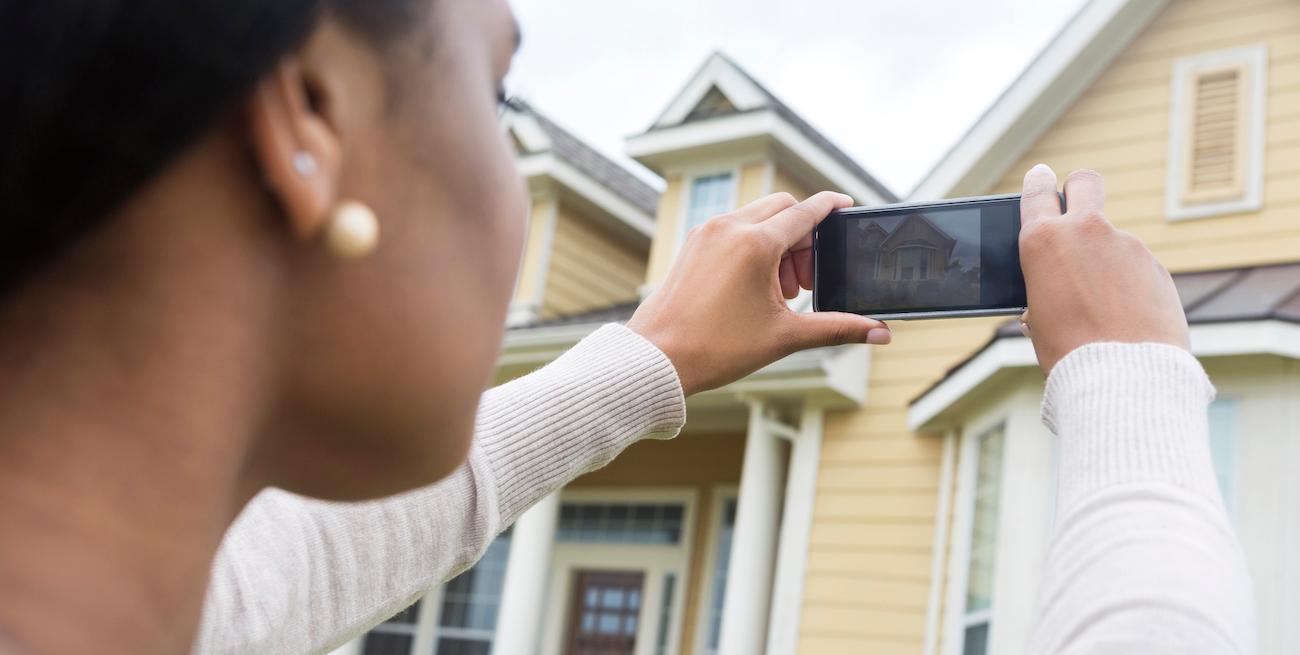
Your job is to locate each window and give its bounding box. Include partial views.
[1208,399,1240,516]
[362,602,421,655]
[557,502,685,545]
[962,425,1006,655]
[655,574,677,655]
[684,173,735,234]
[894,246,934,281]
[435,531,512,655]
[359,532,512,655]
[1166,44,1267,221]
[705,498,738,653]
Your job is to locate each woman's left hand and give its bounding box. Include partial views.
[627,191,892,396]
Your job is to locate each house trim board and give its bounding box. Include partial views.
[909,0,1171,200]
[910,319,1300,433]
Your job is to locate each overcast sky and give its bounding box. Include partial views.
[505,0,1090,196]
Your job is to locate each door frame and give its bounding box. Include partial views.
[541,487,698,655]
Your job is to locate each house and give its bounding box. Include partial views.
[909,0,1300,654]
[337,0,1300,651]
[854,214,959,282]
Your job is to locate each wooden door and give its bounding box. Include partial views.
[565,570,644,655]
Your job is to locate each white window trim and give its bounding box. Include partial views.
[540,487,698,655]
[1165,43,1268,222]
[950,422,1006,655]
[691,484,740,655]
[940,384,1056,655]
[675,167,742,255]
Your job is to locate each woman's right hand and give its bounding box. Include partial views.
[1018,165,1190,375]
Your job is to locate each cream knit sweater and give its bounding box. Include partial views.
[194,327,1257,654]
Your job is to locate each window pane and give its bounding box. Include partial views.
[1208,399,1239,515]
[707,498,739,650]
[598,613,621,635]
[556,502,685,545]
[686,174,735,232]
[361,633,413,655]
[965,426,1006,615]
[602,588,625,609]
[655,574,677,655]
[434,637,491,655]
[962,622,990,655]
[433,531,512,654]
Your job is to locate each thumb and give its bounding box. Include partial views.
[786,312,892,350]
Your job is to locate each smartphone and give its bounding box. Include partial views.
[813,193,1055,320]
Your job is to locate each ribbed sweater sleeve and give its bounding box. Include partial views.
[1028,343,1258,654]
[192,324,685,655]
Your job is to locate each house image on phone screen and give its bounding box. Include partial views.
[335,1,1300,654]
[847,214,981,312]
[853,214,957,283]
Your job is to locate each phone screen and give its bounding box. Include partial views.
[813,196,1027,318]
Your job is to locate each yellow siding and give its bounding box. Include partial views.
[571,432,745,655]
[800,318,1005,653]
[739,161,772,205]
[646,175,684,286]
[991,0,1300,273]
[540,204,647,319]
[513,198,557,306]
[772,165,820,200]
[800,2,1300,652]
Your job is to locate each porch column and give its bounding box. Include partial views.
[493,491,561,655]
[766,405,824,655]
[718,401,787,655]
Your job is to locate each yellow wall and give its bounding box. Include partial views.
[771,165,819,200]
[540,203,647,319]
[991,0,1300,273]
[799,318,1005,655]
[646,175,685,287]
[800,2,1300,652]
[513,197,557,307]
[571,432,745,655]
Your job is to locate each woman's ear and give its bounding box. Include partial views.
[246,58,344,241]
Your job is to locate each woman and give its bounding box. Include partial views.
[0,1,886,652]
[0,1,1254,654]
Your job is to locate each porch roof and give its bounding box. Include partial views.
[502,302,871,409]
[909,262,1300,432]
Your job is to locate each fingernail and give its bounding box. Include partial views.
[866,328,892,345]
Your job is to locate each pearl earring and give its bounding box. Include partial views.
[293,151,318,177]
[326,201,380,259]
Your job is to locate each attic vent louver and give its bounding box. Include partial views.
[1166,45,1267,221]
[685,86,738,122]
[1186,68,1243,200]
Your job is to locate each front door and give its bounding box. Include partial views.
[565,570,644,655]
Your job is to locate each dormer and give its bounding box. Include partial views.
[626,53,896,288]
[503,101,659,326]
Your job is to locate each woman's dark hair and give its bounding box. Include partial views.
[0,1,423,294]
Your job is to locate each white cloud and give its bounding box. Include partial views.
[506,0,1089,196]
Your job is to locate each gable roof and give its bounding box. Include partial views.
[631,52,898,204]
[505,99,661,216]
[879,213,957,252]
[910,0,1170,200]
